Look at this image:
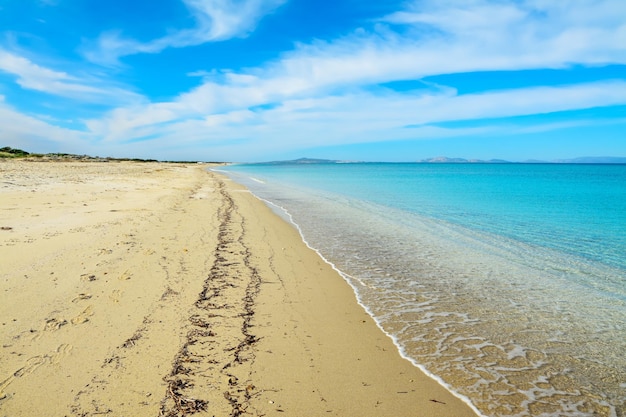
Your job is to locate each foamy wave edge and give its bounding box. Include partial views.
[250,193,486,417]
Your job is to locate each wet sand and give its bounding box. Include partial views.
[0,160,478,416]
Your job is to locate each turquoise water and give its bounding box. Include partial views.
[218,163,626,417]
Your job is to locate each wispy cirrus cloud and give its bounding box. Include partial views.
[85,80,626,158]
[271,0,626,88]
[167,0,626,115]
[382,0,626,65]
[83,0,626,147]
[0,95,92,152]
[82,0,287,66]
[4,0,625,160]
[0,49,143,103]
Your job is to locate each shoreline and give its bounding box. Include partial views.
[220,163,626,417]
[0,160,478,416]
[235,188,484,416]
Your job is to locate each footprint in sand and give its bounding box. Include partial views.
[0,344,74,398]
[109,289,122,303]
[118,270,132,281]
[44,317,68,331]
[0,355,46,397]
[80,273,97,282]
[12,356,47,378]
[71,293,92,303]
[50,343,73,365]
[71,305,94,325]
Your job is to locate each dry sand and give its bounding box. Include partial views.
[0,160,478,417]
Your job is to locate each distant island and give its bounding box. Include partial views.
[262,156,626,165]
[419,156,626,164]
[3,147,625,165]
[419,157,511,163]
[262,157,341,165]
[551,156,626,164]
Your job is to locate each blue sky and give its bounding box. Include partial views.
[0,0,625,162]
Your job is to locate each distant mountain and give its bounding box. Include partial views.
[263,157,339,165]
[259,156,626,165]
[420,156,469,163]
[485,159,512,164]
[418,156,512,163]
[522,159,549,164]
[420,156,626,164]
[553,156,626,164]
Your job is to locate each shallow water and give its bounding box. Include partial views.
[219,163,626,417]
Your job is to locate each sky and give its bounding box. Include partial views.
[0,0,625,162]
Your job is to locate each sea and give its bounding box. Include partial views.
[217,162,626,417]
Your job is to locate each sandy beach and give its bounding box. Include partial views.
[0,160,478,417]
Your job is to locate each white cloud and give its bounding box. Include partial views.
[0,49,143,103]
[144,0,625,120]
[0,50,75,91]
[84,80,626,160]
[84,0,624,157]
[0,98,91,153]
[381,0,626,66]
[5,0,626,160]
[83,0,287,66]
[184,0,285,40]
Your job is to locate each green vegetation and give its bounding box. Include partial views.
[0,146,223,163]
[0,147,32,158]
[0,146,157,161]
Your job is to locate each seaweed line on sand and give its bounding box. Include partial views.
[160,179,262,417]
